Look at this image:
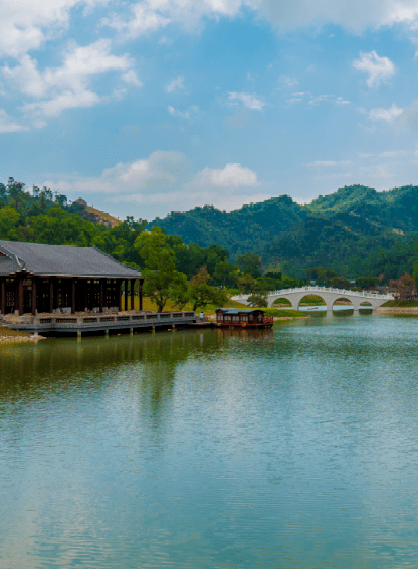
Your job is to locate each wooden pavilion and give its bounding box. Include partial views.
[0,240,144,316]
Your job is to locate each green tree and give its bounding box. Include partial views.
[356,276,379,290]
[0,206,20,239]
[169,271,189,310]
[213,260,238,287]
[238,274,255,294]
[247,294,268,308]
[135,227,185,312]
[237,254,262,279]
[189,267,228,311]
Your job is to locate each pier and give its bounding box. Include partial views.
[1,310,196,336]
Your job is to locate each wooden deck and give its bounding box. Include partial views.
[1,311,196,336]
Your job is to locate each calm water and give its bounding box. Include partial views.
[1,313,418,568]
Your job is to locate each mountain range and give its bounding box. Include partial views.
[148,184,418,276]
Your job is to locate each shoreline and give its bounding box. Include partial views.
[376,307,418,315]
[0,326,46,345]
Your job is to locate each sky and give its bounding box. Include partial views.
[2,0,418,220]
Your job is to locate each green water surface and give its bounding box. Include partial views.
[1,313,418,568]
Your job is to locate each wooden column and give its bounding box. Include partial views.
[124,279,128,310]
[49,278,54,313]
[139,278,143,311]
[130,279,135,311]
[32,277,37,316]
[99,279,104,313]
[118,281,123,312]
[0,278,5,315]
[18,275,24,316]
[71,279,76,314]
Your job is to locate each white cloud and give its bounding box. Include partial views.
[368,103,403,122]
[0,109,28,133]
[3,0,418,68]
[353,50,396,88]
[279,75,298,86]
[0,0,108,58]
[227,91,266,110]
[165,75,185,93]
[122,70,143,86]
[309,95,330,105]
[22,90,101,118]
[255,0,418,33]
[100,0,418,40]
[336,97,350,105]
[168,105,198,118]
[48,153,261,218]
[189,163,258,187]
[4,39,138,121]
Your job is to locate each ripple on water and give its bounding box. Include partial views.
[1,318,418,568]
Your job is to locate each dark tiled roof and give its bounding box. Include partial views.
[0,241,142,278]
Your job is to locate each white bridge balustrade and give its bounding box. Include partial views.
[232,286,394,311]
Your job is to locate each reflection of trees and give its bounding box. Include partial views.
[0,331,223,404]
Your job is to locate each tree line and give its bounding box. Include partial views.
[2,177,418,310]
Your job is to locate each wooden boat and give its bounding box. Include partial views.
[215,308,273,329]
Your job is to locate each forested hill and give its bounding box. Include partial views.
[149,184,418,274]
[149,195,306,258]
[305,184,418,231]
[2,177,418,280]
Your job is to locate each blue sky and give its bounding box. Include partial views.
[2,0,418,220]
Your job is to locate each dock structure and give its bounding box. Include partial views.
[0,240,143,316]
[1,311,196,336]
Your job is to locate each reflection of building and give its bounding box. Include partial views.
[0,240,143,316]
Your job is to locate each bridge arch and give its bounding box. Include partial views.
[332,296,354,310]
[232,286,393,312]
[297,294,326,310]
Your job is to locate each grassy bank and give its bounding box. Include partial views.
[263,308,308,318]
[0,326,37,344]
[381,300,418,307]
[136,298,307,318]
[132,296,250,314]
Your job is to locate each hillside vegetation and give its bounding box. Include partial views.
[2,178,418,284]
[150,184,418,277]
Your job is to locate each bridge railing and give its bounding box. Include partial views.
[266,286,394,300]
[233,286,394,300]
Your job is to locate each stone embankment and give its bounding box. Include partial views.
[0,319,46,344]
[376,307,418,315]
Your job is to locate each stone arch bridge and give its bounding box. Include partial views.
[232,286,394,311]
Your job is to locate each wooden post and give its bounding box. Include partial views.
[0,278,5,315]
[139,278,143,311]
[130,279,135,311]
[32,277,37,316]
[124,279,128,310]
[99,278,104,313]
[19,276,24,316]
[49,278,54,313]
[118,281,123,312]
[15,275,24,316]
[71,279,76,314]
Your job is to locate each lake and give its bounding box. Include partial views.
[1,312,418,568]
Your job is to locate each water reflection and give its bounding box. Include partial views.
[1,318,418,568]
